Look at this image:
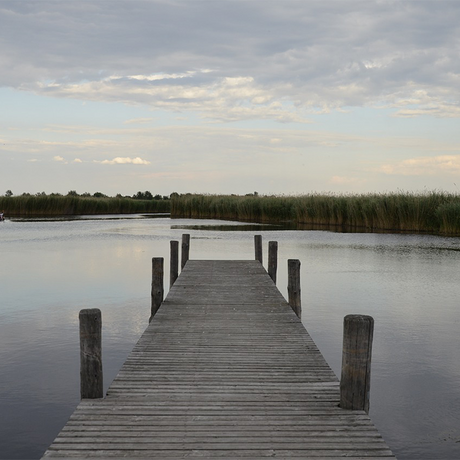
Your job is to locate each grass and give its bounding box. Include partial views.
[0,195,171,217]
[3,191,459,235]
[171,192,460,235]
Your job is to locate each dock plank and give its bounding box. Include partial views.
[41,260,395,459]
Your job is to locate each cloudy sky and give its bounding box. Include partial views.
[1,0,460,197]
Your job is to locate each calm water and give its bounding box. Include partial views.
[1,215,459,459]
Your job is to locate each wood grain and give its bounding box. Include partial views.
[42,260,395,459]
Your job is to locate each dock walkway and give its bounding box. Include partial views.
[42,259,395,459]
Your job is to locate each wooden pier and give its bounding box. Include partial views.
[42,256,395,458]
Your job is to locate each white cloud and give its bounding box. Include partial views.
[53,155,64,162]
[95,157,151,165]
[380,155,460,176]
[30,74,312,123]
[121,71,199,82]
[73,158,82,163]
[124,118,154,125]
[394,104,460,119]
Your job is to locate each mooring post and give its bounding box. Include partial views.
[254,235,263,264]
[151,257,164,321]
[170,240,179,288]
[79,308,103,399]
[181,234,190,269]
[287,259,301,318]
[268,241,278,284]
[340,314,374,413]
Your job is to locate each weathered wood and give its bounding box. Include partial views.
[79,309,103,399]
[169,240,179,288]
[181,234,190,269]
[340,315,374,414]
[150,257,164,321]
[254,234,263,264]
[43,261,394,459]
[268,241,278,283]
[287,259,301,318]
[44,450,394,458]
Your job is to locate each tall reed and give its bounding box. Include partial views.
[171,192,460,235]
[0,195,170,217]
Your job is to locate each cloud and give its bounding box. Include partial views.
[2,1,459,120]
[330,176,364,185]
[95,157,151,165]
[73,158,82,163]
[53,155,64,162]
[121,71,201,82]
[124,118,155,125]
[31,75,313,123]
[393,104,460,119]
[380,155,460,176]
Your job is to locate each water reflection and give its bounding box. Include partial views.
[173,218,460,236]
[172,223,286,231]
[0,216,459,459]
[9,212,169,223]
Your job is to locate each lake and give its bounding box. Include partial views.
[1,215,459,459]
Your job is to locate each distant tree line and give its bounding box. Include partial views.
[3,190,174,200]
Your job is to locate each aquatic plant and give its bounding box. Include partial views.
[436,202,460,234]
[0,195,170,217]
[171,192,460,235]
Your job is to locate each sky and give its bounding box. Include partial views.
[1,0,460,197]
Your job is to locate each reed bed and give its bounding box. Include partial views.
[0,195,170,217]
[171,192,460,235]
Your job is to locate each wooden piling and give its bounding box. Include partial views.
[181,234,190,269]
[44,261,396,459]
[150,257,164,321]
[340,314,374,413]
[287,259,301,318]
[79,308,103,399]
[170,240,179,288]
[254,235,263,264]
[268,241,278,284]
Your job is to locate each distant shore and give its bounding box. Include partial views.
[2,191,459,236]
[0,194,170,217]
[171,192,460,236]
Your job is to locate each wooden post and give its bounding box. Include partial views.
[340,314,374,413]
[268,241,278,284]
[254,235,263,264]
[79,308,103,399]
[151,257,164,321]
[287,259,301,318]
[170,240,179,288]
[181,234,190,269]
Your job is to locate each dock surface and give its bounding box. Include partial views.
[42,259,395,459]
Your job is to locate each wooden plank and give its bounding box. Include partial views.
[44,452,395,459]
[41,260,395,459]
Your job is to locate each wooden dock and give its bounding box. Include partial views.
[42,259,396,459]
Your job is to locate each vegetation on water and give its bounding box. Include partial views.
[0,190,171,216]
[171,191,460,235]
[3,189,460,235]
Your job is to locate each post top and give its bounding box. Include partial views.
[79,308,101,317]
[344,314,374,322]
